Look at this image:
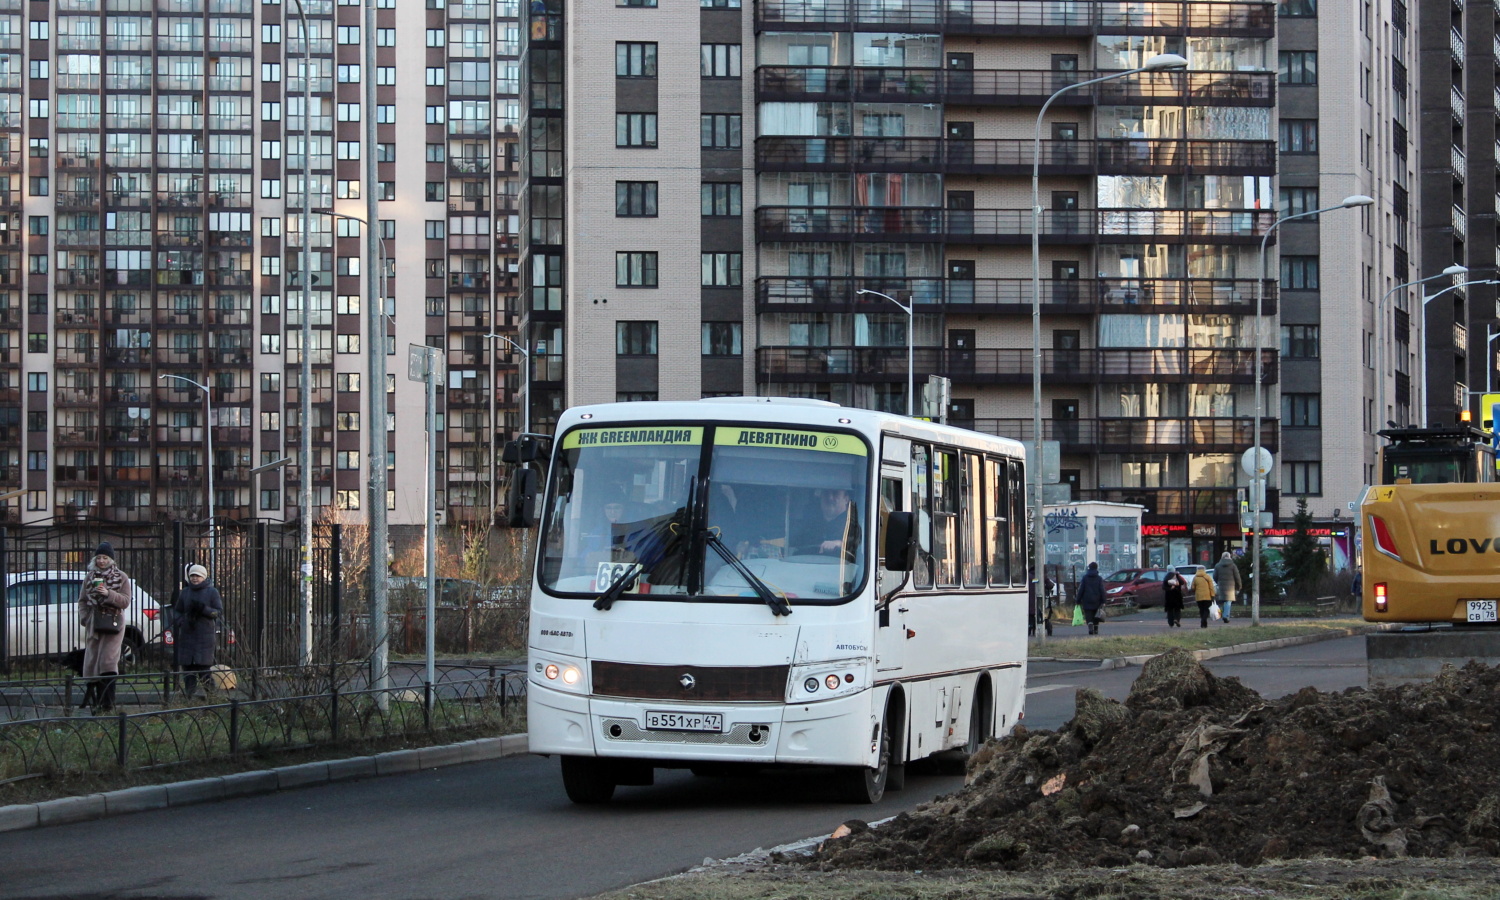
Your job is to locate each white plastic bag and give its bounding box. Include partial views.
[1209,601,1222,621]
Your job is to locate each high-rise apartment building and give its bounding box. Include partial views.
[0,0,522,529]
[524,0,1278,569]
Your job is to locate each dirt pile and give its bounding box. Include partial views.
[812,650,1500,871]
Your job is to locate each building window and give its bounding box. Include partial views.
[425,220,446,239]
[1279,0,1316,15]
[337,64,360,83]
[261,412,281,431]
[615,181,658,217]
[616,252,658,287]
[29,176,48,196]
[1280,256,1319,290]
[261,373,281,392]
[26,372,47,392]
[1283,461,1322,495]
[27,411,46,432]
[261,489,281,511]
[1282,393,1321,427]
[616,321,659,356]
[337,373,361,391]
[426,182,446,201]
[376,27,394,46]
[1279,187,1319,219]
[702,322,742,356]
[376,143,395,163]
[700,44,741,78]
[618,0,657,6]
[28,216,47,235]
[262,294,282,314]
[1278,51,1317,84]
[426,66,446,85]
[617,391,659,401]
[262,334,282,353]
[701,252,742,287]
[1280,324,1321,359]
[616,42,657,77]
[27,332,46,352]
[1279,119,1318,153]
[616,113,658,148]
[702,183,741,216]
[701,114,742,149]
[337,412,361,431]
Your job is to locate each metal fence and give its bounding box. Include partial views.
[0,521,344,674]
[0,663,526,780]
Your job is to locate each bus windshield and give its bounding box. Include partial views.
[538,423,871,604]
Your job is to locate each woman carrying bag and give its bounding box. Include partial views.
[78,542,132,713]
[175,564,224,700]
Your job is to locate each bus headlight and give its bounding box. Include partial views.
[788,663,866,702]
[532,655,588,693]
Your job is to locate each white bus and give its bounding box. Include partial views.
[526,398,1031,804]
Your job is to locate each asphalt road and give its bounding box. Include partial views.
[0,631,1371,900]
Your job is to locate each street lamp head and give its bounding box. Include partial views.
[1142,53,1189,70]
[1442,264,1468,276]
[1340,195,1375,208]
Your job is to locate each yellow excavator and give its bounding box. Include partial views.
[1361,424,1499,624]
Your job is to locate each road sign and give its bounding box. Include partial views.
[1482,393,1500,432]
[1026,440,1060,486]
[1240,446,1272,478]
[1240,512,1273,531]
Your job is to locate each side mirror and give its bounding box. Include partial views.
[502,437,540,464]
[507,466,538,528]
[883,511,915,571]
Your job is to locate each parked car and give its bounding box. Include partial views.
[388,576,487,608]
[1101,567,1171,608]
[4,570,165,667]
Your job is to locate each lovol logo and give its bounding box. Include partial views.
[1430,538,1500,555]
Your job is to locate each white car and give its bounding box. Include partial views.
[4,570,165,668]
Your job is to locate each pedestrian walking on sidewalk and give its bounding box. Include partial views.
[1075,562,1106,635]
[1214,551,1242,622]
[1162,568,1187,627]
[1193,564,1217,628]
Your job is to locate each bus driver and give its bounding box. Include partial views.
[794,488,861,560]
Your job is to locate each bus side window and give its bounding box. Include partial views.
[879,475,902,573]
[911,443,933,589]
[962,454,985,587]
[1008,458,1027,586]
[987,457,1008,586]
[933,449,959,587]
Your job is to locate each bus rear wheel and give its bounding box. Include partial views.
[560,756,616,804]
[836,715,890,804]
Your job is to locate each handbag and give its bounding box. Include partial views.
[92,607,122,634]
[1209,601,1222,621]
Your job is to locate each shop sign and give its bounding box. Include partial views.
[1142,524,1188,536]
[1192,524,1217,537]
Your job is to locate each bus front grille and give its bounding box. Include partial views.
[591,661,789,702]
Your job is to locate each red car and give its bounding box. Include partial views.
[1102,568,1171,608]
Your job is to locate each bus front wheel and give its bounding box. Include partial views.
[560,756,616,804]
[836,715,890,804]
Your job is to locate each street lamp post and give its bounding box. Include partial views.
[1031,53,1186,637]
[1376,264,1467,437]
[854,289,914,416]
[1489,326,1500,394]
[486,332,530,437]
[315,207,391,693]
[1418,280,1499,425]
[288,0,315,665]
[1251,195,1374,625]
[159,374,215,568]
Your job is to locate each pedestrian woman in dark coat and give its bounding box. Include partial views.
[175,564,223,700]
[1075,561,1107,635]
[1162,569,1187,628]
[78,542,131,712]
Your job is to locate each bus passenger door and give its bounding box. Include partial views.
[875,441,911,684]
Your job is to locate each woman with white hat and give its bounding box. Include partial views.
[174,563,224,700]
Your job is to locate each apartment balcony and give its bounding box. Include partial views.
[56,427,100,445]
[1453,144,1467,182]
[56,191,100,209]
[55,347,98,366]
[108,467,154,484]
[756,0,1275,36]
[56,270,101,287]
[755,136,1276,176]
[756,206,1274,243]
[968,416,1277,453]
[756,346,1277,384]
[1453,85,1466,125]
[449,158,492,176]
[1454,204,1467,241]
[1076,487,1272,522]
[1452,26,1466,69]
[0,386,17,404]
[756,67,1273,107]
[56,308,98,327]
[54,387,97,406]
[1455,321,1469,352]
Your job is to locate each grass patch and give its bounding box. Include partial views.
[1029,618,1371,660]
[0,706,526,806]
[596,859,1500,900]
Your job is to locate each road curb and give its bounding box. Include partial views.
[0,732,530,834]
[1030,625,1389,671]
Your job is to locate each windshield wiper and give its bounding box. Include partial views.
[593,563,642,612]
[703,530,792,617]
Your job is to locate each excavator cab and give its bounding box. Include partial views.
[1377,426,1495,486]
